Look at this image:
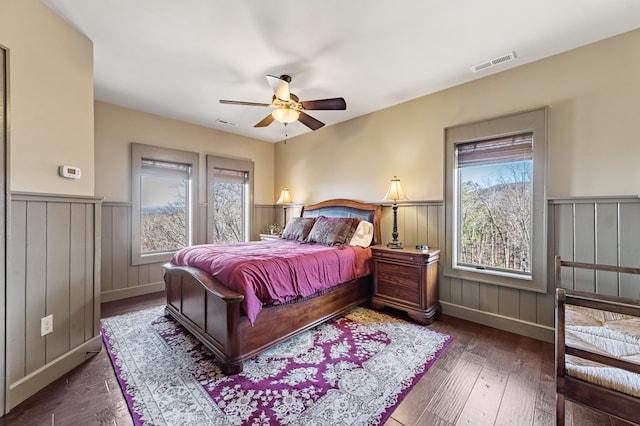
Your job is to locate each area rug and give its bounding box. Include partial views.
[101,306,452,425]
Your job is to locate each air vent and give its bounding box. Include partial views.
[215,118,237,126]
[471,52,516,73]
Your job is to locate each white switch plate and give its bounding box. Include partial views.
[41,314,53,336]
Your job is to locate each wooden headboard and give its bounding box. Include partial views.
[301,198,382,245]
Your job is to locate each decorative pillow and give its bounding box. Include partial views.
[349,220,374,247]
[342,218,361,243]
[306,216,361,246]
[280,217,316,241]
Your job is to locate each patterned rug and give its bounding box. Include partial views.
[101,306,452,425]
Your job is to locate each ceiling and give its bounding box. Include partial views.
[42,0,640,143]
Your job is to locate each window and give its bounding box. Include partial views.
[457,133,533,275]
[206,155,253,243]
[131,143,198,265]
[444,108,547,292]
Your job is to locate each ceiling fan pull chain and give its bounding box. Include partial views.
[283,123,288,144]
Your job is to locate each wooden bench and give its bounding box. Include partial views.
[555,256,640,425]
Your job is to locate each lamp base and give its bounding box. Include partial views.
[387,241,404,249]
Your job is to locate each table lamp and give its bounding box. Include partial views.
[383,176,408,248]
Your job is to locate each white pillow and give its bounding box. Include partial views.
[349,220,374,247]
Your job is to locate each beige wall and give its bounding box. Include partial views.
[0,0,94,196]
[275,28,640,203]
[273,28,640,342]
[95,101,275,204]
[0,0,97,412]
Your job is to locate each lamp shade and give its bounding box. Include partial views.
[271,108,300,124]
[276,188,293,204]
[383,176,408,202]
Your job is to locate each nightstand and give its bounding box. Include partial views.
[370,245,441,324]
[259,233,281,241]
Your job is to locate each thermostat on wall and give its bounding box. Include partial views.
[58,165,81,179]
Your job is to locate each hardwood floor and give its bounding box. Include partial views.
[0,292,635,426]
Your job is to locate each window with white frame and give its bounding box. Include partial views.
[206,155,253,243]
[444,108,547,292]
[131,143,198,265]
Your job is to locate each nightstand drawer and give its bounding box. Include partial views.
[376,262,420,300]
[372,250,423,264]
[376,283,419,306]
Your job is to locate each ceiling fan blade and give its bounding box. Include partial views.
[220,100,271,107]
[298,112,325,130]
[254,114,275,128]
[301,97,347,110]
[266,75,290,101]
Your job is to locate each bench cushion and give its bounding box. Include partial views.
[565,304,640,397]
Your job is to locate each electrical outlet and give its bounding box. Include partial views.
[41,314,53,336]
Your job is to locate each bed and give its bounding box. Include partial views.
[555,256,640,425]
[163,198,382,374]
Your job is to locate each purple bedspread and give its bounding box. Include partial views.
[171,240,372,324]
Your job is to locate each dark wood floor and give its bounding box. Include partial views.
[0,292,635,426]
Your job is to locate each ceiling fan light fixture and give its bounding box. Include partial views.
[271,107,300,124]
[221,74,342,130]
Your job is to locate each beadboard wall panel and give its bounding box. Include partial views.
[100,204,113,293]
[100,203,164,302]
[620,202,640,297]
[8,200,27,389]
[101,202,279,301]
[7,193,102,410]
[437,196,555,340]
[552,198,640,299]
[434,197,640,343]
[254,204,280,238]
[99,198,639,344]
[379,202,443,249]
[437,203,555,340]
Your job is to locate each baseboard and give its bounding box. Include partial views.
[101,281,165,303]
[7,336,102,411]
[440,301,555,343]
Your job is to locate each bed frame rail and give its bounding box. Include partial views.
[165,263,371,374]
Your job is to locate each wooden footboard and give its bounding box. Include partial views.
[163,263,372,374]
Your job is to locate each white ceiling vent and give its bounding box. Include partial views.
[215,118,237,126]
[471,52,516,73]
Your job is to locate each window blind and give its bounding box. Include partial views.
[213,168,248,184]
[456,132,533,168]
[141,159,191,179]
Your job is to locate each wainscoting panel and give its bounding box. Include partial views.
[551,198,640,299]
[101,204,113,293]
[379,202,555,336]
[429,197,640,343]
[386,201,556,341]
[98,198,640,344]
[253,204,278,239]
[620,202,640,297]
[100,202,280,301]
[111,204,129,293]
[379,202,443,249]
[101,202,165,302]
[99,202,367,301]
[7,193,102,410]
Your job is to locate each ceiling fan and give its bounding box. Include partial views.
[219,74,346,131]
